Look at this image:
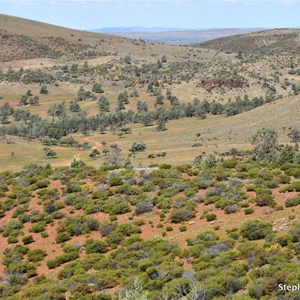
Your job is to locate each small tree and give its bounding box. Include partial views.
[0,102,13,124]
[40,85,48,94]
[252,128,278,161]
[102,148,110,156]
[69,101,81,112]
[43,147,57,158]
[83,61,89,72]
[118,91,129,105]
[19,95,28,106]
[99,124,107,134]
[156,116,167,131]
[47,102,66,117]
[89,149,100,159]
[26,90,33,97]
[29,96,40,106]
[106,145,122,165]
[92,83,104,93]
[140,112,153,127]
[71,159,86,168]
[202,152,217,168]
[155,94,164,105]
[76,86,92,101]
[137,100,148,113]
[123,55,132,65]
[98,96,110,112]
[288,128,300,143]
[129,142,146,154]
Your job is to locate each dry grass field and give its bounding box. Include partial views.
[1,93,299,171]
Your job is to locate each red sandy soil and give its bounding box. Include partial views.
[1,181,300,280]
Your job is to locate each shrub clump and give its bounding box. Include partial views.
[240,220,272,240]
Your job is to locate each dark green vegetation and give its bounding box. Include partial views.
[0,90,280,141]
[1,140,300,299]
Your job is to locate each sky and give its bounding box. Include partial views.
[0,0,299,30]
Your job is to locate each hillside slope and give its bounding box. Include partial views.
[197,28,300,54]
[0,14,211,62]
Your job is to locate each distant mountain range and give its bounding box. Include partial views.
[90,27,265,44]
[91,27,185,33]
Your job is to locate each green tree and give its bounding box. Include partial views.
[83,61,89,72]
[106,145,122,165]
[118,91,129,105]
[69,101,81,112]
[92,83,104,93]
[76,86,92,101]
[156,116,167,131]
[19,95,28,106]
[0,102,13,124]
[251,128,278,161]
[137,100,148,113]
[155,94,164,105]
[47,102,66,118]
[43,147,57,158]
[129,142,146,154]
[202,152,217,169]
[123,55,132,65]
[29,96,39,106]
[40,85,48,94]
[277,145,296,165]
[89,149,100,159]
[288,128,300,143]
[99,96,110,112]
[140,112,153,127]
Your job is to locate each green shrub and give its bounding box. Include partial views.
[22,235,34,245]
[166,226,173,232]
[27,249,47,262]
[41,231,49,238]
[285,196,300,207]
[179,226,187,232]
[7,235,18,244]
[55,232,71,243]
[85,239,108,254]
[47,252,79,269]
[129,142,146,153]
[62,243,80,253]
[108,176,123,187]
[170,208,195,223]
[29,222,46,233]
[206,213,217,221]
[102,198,131,215]
[240,220,272,240]
[255,188,274,206]
[244,208,254,215]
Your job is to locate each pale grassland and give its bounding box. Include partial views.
[0,137,78,172]
[0,82,164,118]
[1,93,299,171]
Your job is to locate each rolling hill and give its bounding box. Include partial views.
[0,14,206,62]
[197,28,300,54]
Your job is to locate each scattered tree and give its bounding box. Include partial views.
[43,147,57,158]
